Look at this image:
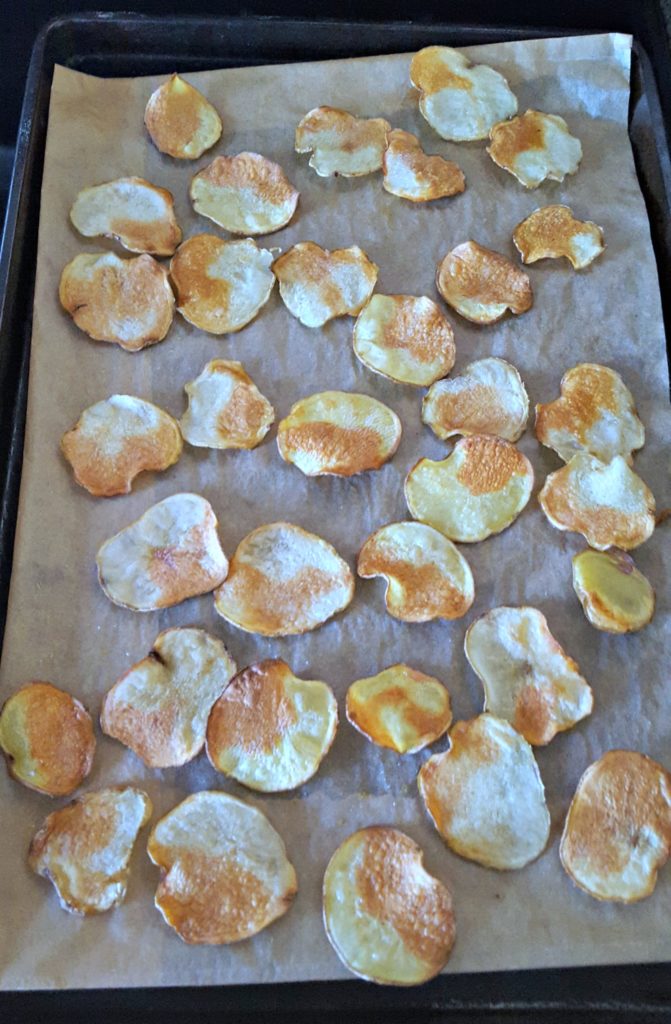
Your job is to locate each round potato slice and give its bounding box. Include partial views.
[346,665,452,754]
[487,110,582,189]
[560,750,671,903]
[190,153,299,235]
[405,436,534,543]
[277,391,401,477]
[59,252,174,352]
[180,359,274,450]
[29,787,152,915]
[295,106,391,178]
[423,357,529,443]
[572,548,655,634]
[272,242,378,328]
[513,205,605,269]
[0,682,95,797]
[70,177,181,256]
[147,791,297,944]
[357,521,474,622]
[144,73,222,159]
[101,628,236,768]
[418,714,550,870]
[382,129,465,202]
[436,241,532,325]
[353,294,456,387]
[323,826,455,986]
[96,492,229,612]
[206,659,337,792]
[214,522,354,637]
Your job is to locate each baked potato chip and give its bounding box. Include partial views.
[277,391,401,477]
[0,682,95,797]
[405,436,534,543]
[418,714,550,870]
[70,177,181,256]
[487,110,582,189]
[513,205,605,269]
[144,73,222,159]
[295,106,391,177]
[382,129,465,202]
[147,790,297,944]
[28,787,152,915]
[101,628,236,768]
[273,242,378,328]
[180,359,274,449]
[323,826,455,986]
[346,664,452,754]
[190,153,299,235]
[423,357,529,443]
[97,492,228,611]
[436,240,532,324]
[572,548,655,634]
[206,658,337,791]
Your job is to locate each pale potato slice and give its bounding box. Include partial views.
[170,235,275,335]
[382,129,465,202]
[410,46,517,142]
[277,391,401,477]
[206,659,337,791]
[418,714,550,870]
[147,791,297,944]
[273,242,378,328]
[488,110,582,189]
[346,665,452,754]
[357,521,474,622]
[513,205,605,269]
[101,628,236,768]
[180,359,274,450]
[423,357,529,443]
[323,826,455,986]
[61,395,182,497]
[70,177,181,256]
[436,241,532,324]
[295,106,391,177]
[0,682,95,797]
[538,453,656,551]
[572,548,655,634]
[190,153,299,235]
[353,294,456,387]
[59,252,174,352]
[405,436,533,543]
[29,787,152,915]
[214,522,353,636]
[96,493,228,612]
[144,74,222,159]
[560,751,671,903]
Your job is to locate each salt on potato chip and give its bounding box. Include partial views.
[423,357,529,443]
[0,682,95,797]
[323,826,455,986]
[418,714,550,870]
[410,46,518,142]
[28,787,152,915]
[147,790,297,944]
[357,521,474,622]
[436,241,532,325]
[405,436,534,543]
[144,73,222,159]
[513,205,605,269]
[273,242,378,328]
[539,453,656,551]
[70,177,182,257]
[487,110,582,189]
[180,359,274,450]
[59,252,174,352]
[346,664,452,754]
[560,750,671,903]
[97,492,229,612]
[101,628,236,768]
[572,548,655,634]
[352,294,456,387]
[382,129,465,202]
[277,391,401,477]
[190,153,299,235]
[295,106,391,177]
[206,659,337,792]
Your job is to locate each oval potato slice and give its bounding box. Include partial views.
[70,177,181,256]
[572,548,655,634]
[423,357,529,443]
[353,294,456,387]
[513,205,605,269]
[190,153,299,235]
[295,106,391,177]
[346,664,452,754]
[487,110,582,189]
[436,241,532,324]
[273,242,378,328]
[180,359,274,450]
[382,129,465,202]
[144,74,222,159]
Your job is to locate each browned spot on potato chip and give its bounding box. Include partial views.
[346,664,452,754]
[487,110,582,189]
[513,205,605,269]
[353,294,456,387]
[273,242,378,327]
[145,74,222,160]
[190,153,299,235]
[382,129,465,202]
[295,106,391,177]
[455,435,524,495]
[411,50,473,93]
[70,177,182,256]
[436,241,532,324]
[209,661,297,757]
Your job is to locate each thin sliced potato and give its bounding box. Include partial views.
[273,242,378,328]
[572,548,655,633]
[382,129,465,202]
[70,177,181,256]
[346,664,452,754]
[423,357,528,443]
[436,241,532,324]
[180,359,274,450]
[144,74,222,159]
[295,106,391,177]
[487,110,582,189]
[353,294,456,387]
[513,205,604,269]
[190,153,299,235]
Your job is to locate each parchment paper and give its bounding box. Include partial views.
[2,32,671,990]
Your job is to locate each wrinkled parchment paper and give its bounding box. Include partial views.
[1,32,671,990]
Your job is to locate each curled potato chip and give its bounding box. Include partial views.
[70,177,181,256]
[572,548,655,634]
[101,628,236,768]
[513,205,605,269]
[29,787,152,915]
[144,74,222,159]
[190,153,299,235]
[357,521,474,622]
[405,436,533,543]
[180,359,274,450]
[346,665,452,754]
[410,46,517,142]
[273,242,378,328]
[418,714,550,870]
[97,493,228,612]
[382,129,465,202]
[560,751,671,903]
[0,682,95,797]
[353,294,456,387]
[488,110,582,189]
[206,659,337,792]
[147,790,297,944]
[436,241,532,324]
[539,453,656,551]
[423,357,529,443]
[59,252,174,351]
[295,106,391,177]
[277,391,401,477]
[323,826,455,986]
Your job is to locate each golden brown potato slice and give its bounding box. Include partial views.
[513,205,604,269]
[190,153,299,235]
[423,357,529,443]
[29,787,152,915]
[295,106,391,177]
[206,659,337,792]
[346,665,452,754]
[147,791,297,944]
[59,252,174,351]
[70,177,181,256]
[572,548,655,634]
[273,242,378,328]
[418,714,550,869]
[180,359,274,450]
[560,750,671,903]
[436,241,532,324]
[0,682,95,797]
[382,129,465,202]
[144,74,222,159]
[323,826,455,985]
[488,110,582,189]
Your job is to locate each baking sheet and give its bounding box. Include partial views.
[1,31,670,990]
